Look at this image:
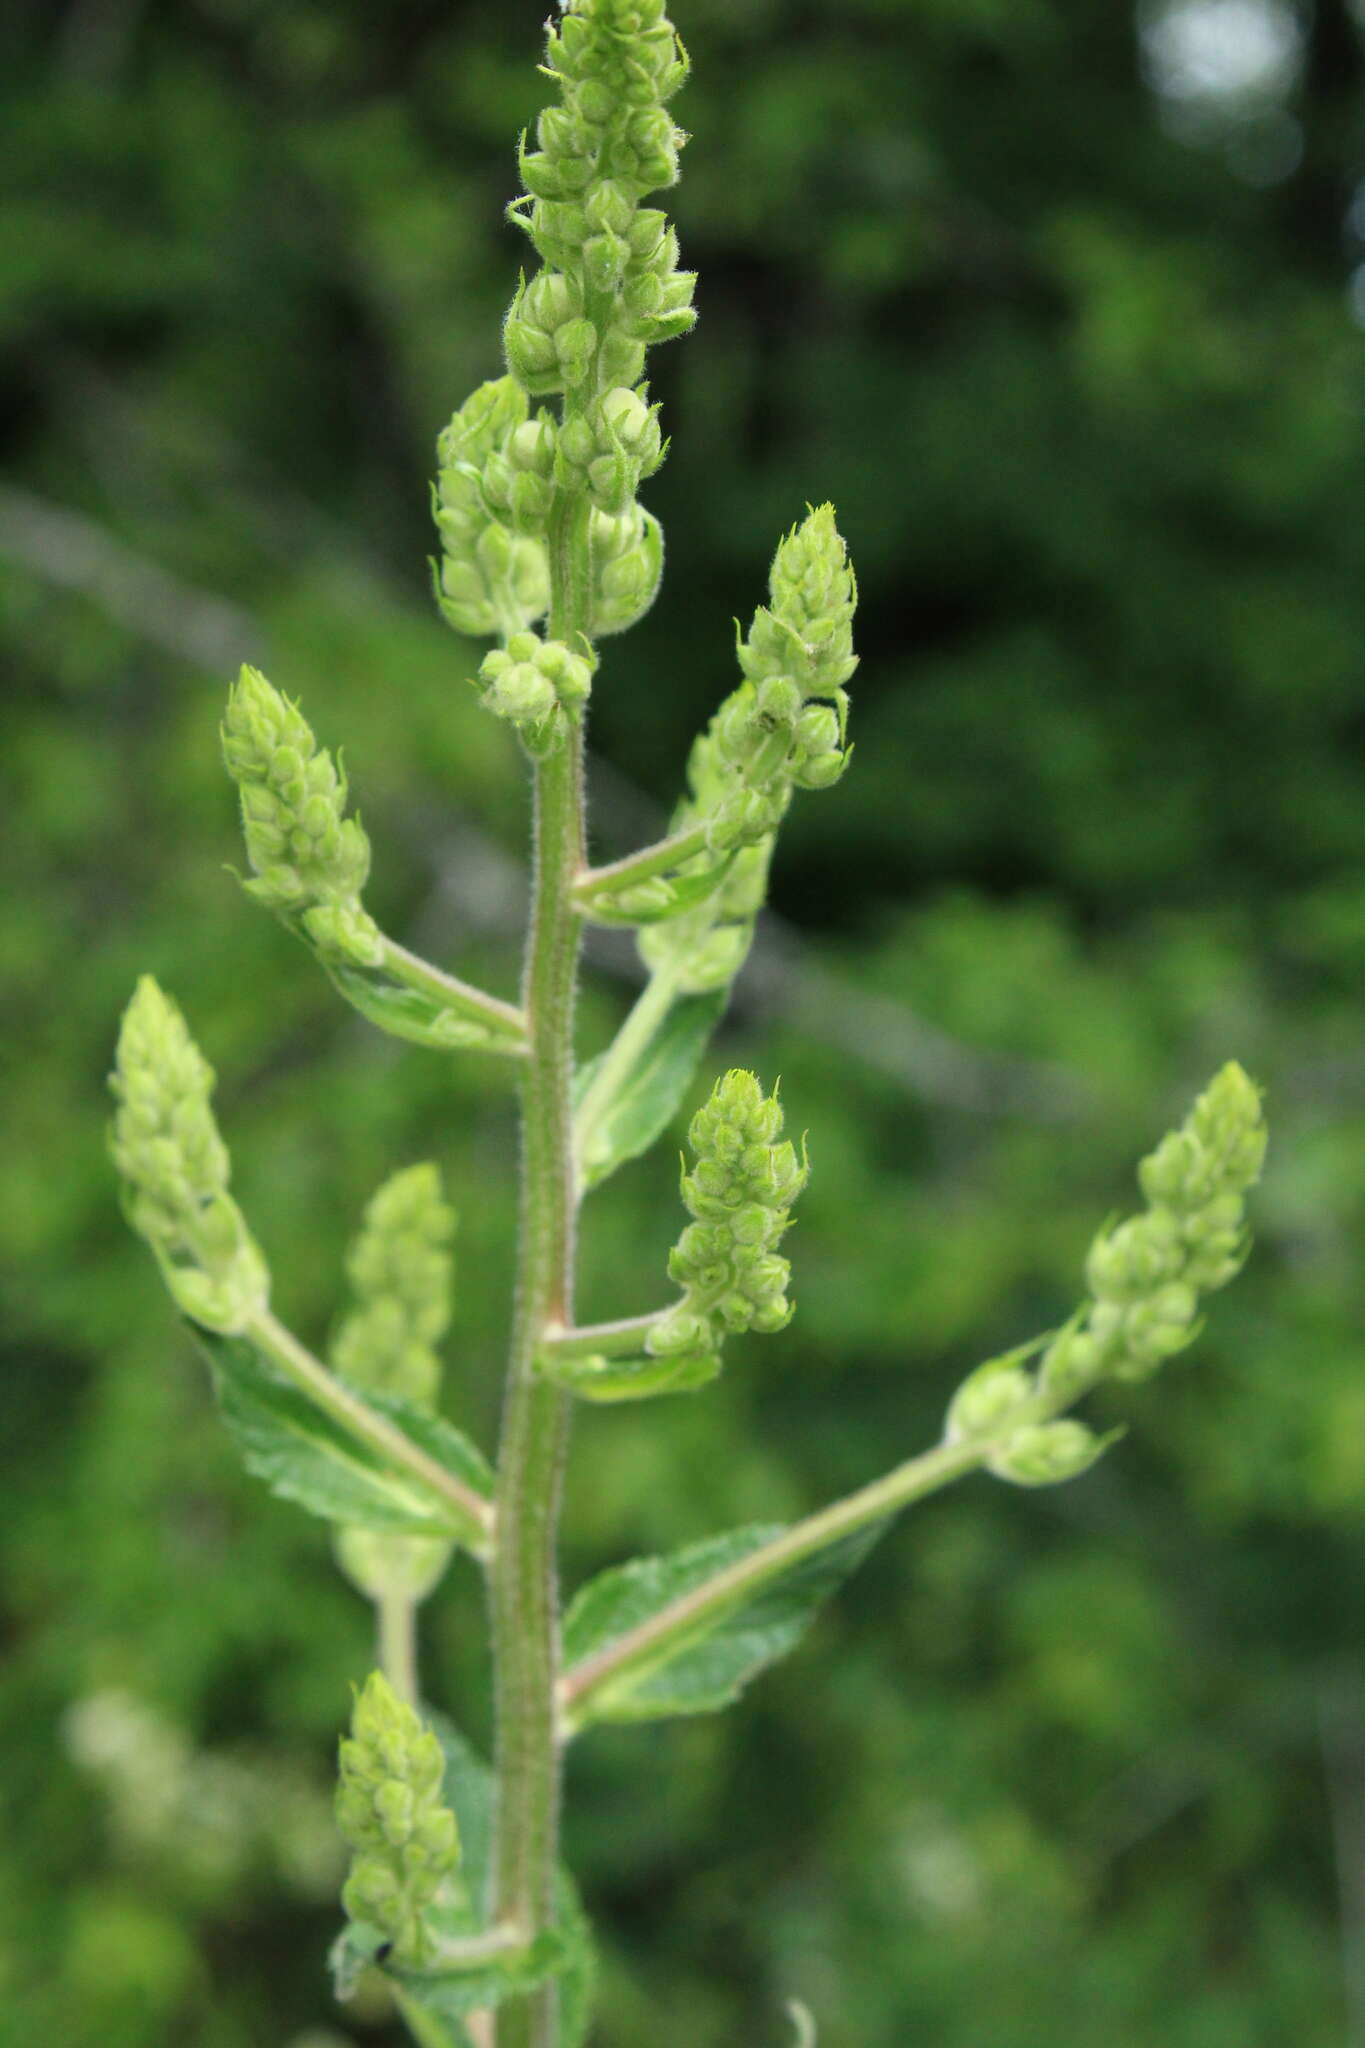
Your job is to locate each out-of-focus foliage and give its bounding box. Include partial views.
[3,0,1364,2042]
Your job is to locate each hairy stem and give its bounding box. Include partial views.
[574,821,711,904]
[489,490,593,2048]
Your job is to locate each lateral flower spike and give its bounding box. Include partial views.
[1053,1058,1267,1390]
[335,1670,461,1968]
[651,1069,807,1373]
[943,1062,1266,1491]
[222,666,375,945]
[741,503,859,708]
[109,977,269,1334]
[333,1164,456,1411]
[332,1166,459,1603]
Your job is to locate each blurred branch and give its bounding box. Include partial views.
[0,483,261,672]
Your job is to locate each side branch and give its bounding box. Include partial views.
[379,933,529,1046]
[540,1313,670,1362]
[572,822,711,907]
[244,1308,496,1552]
[556,1401,1063,1731]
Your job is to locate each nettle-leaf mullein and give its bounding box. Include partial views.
[109,5,1267,2042]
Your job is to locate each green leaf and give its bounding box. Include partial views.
[537,1347,722,1403]
[197,1331,493,1543]
[574,986,725,1191]
[561,1520,887,1728]
[350,1719,596,2045]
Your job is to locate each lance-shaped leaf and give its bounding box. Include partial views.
[198,1331,493,1551]
[332,1718,596,2045]
[574,984,725,1192]
[536,1346,721,1404]
[560,1519,887,1731]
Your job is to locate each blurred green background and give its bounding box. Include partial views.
[4,0,1365,2042]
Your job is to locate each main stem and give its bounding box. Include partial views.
[489,490,593,2048]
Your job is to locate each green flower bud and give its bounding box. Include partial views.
[590,503,665,636]
[646,1307,712,1358]
[1038,1317,1106,1400]
[946,1363,1035,1443]
[109,979,269,1335]
[336,1672,460,1965]
[598,329,649,388]
[1086,1211,1182,1303]
[585,179,635,235]
[300,902,385,970]
[583,230,630,293]
[988,1419,1117,1488]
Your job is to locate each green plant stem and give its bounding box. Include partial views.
[380,934,529,1048]
[241,1308,495,1550]
[556,1381,1092,1732]
[574,821,711,904]
[572,963,680,1188]
[541,1311,669,1361]
[489,490,593,2048]
[379,1589,419,1706]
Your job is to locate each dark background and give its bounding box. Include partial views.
[4,0,1365,2043]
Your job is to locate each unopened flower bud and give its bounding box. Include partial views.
[946,1362,1035,1442]
[988,1419,1116,1488]
[591,503,664,635]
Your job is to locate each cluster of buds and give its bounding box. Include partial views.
[434,2,693,662]
[335,1672,461,1967]
[590,500,664,636]
[944,1062,1267,1488]
[702,507,856,852]
[433,377,551,638]
[649,1070,807,1372]
[109,978,268,1334]
[476,630,596,758]
[634,508,855,993]
[332,1167,458,1604]
[1054,1059,1267,1388]
[222,667,382,969]
[504,0,695,394]
[554,384,665,515]
[944,1342,1119,1487]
